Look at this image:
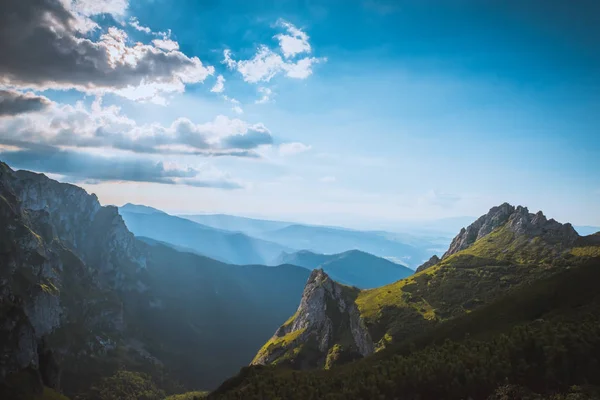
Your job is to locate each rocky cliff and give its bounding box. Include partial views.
[252,269,374,369]
[415,255,440,273]
[0,162,142,392]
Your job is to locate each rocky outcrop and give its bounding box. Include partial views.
[251,269,374,369]
[416,255,440,273]
[0,162,144,390]
[443,203,579,258]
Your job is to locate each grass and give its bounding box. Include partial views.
[165,391,209,400]
[571,245,600,258]
[252,328,306,364]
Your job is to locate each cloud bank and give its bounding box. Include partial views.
[0,0,213,102]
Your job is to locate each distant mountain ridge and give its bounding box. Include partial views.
[119,207,292,265]
[275,249,413,289]
[179,214,443,269]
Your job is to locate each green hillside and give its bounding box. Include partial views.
[210,258,600,399]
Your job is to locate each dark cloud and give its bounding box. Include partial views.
[0,147,243,189]
[0,0,212,98]
[0,90,51,116]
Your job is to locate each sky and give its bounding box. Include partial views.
[0,0,598,229]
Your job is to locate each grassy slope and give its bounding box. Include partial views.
[209,258,600,399]
[355,223,596,348]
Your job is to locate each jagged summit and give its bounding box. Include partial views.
[416,255,441,273]
[443,203,579,259]
[251,269,373,369]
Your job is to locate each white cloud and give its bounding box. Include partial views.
[255,87,273,104]
[232,106,244,114]
[0,95,272,156]
[152,38,180,51]
[274,20,311,58]
[67,0,129,17]
[279,142,312,156]
[224,47,325,83]
[211,75,226,93]
[319,176,336,183]
[129,17,151,33]
[222,21,325,84]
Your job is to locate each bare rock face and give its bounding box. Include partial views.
[0,163,145,388]
[444,203,515,258]
[443,203,579,259]
[416,255,441,273]
[252,269,374,369]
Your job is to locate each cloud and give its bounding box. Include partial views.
[0,96,272,156]
[274,20,311,58]
[0,147,243,189]
[68,0,129,17]
[0,90,51,116]
[152,38,180,51]
[211,75,226,93]
[319,176,336,183]
[255,87,273,104]
[222,21,325,84]
[278,142,312,156]
[232,106,244,114]
[224,47,324,83]
[129,17,151,33]
[0,0,214,102]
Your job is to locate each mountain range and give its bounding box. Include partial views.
[240,202,600,388]
[180,212,444,269]
[2,162,600,400]
[0,163,310,398]
[119,203,291,265]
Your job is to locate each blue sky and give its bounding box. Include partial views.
[0,0,598,228]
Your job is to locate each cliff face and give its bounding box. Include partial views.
[0,163,138,389]
[252,269,374,369]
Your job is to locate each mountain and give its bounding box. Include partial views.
[120,203,166,215]
[0,162,311,399]
[178,213,292,236]
[246,202,600,372]
[256,224,431,268]
[210,251,600,400]
[179,215,448,269]
[415,254,440,273]
[274,249,413,289]
[119,207,291,265]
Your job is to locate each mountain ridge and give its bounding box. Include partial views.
[250,201,600,371]
[275,249,413,288]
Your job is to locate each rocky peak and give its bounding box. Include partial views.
[251,269,374,368]
[3,165,146,279]
[416,255,440,273]
[443,203,515,258]
[443,203,579,258]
